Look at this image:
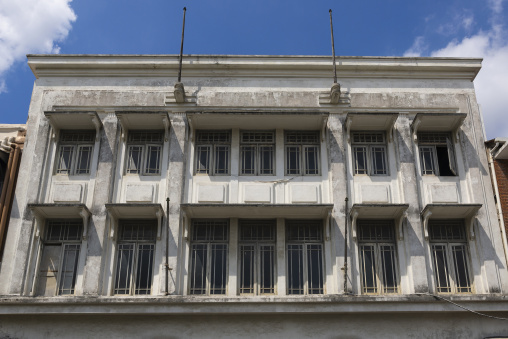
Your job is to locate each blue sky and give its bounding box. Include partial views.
[1,0,507,138]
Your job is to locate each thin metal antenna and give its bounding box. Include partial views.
[329,9,337,84]
[177,7,187,83]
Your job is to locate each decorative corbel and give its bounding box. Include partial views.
[412,116,421,143]
[330,82,341,104]
[453,127,461,144]
[397,210,408,240]
[156,207,163,240]
[33,213,44,240]
[351,210,359,240]
[466,213,478,240]
[117,115,127,142]
[422,210,433,240]
[346,117,353,144]
[162,115,170,142]
[174,82,186,103]
[79,207,91,240]
[89,113,102,142]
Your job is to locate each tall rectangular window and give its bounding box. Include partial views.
[352,132,388,176]
[429,220,472,293]
[240,131,275,175]
[195,131,231,175]
[189,220,229,295]
[418,132,457,176]
[113,220,157,295]
[286,220,324,295]
[239,220,276,295]
[126,131,164,175]
[285,131,320,176]
[55,131,95,175]
[36,220,83,296]
[357,220,399,294]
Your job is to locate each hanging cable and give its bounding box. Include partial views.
[415,293,508,321]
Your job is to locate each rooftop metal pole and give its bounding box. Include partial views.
[329,9,337,84]
[177,7,187,83]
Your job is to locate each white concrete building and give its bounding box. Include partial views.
[1,55,508,338]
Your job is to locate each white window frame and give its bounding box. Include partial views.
[240,131,275,176]
[351,132,388,176]
[113,220,157,296]
[125,131,164,176]
[238,219,277,295]
[418,132,457,176]
[194,131,231,176]
[284,131,321,176]
[429,220,473,294]
[285,220,324,295]
[188,219,229,295]
[55,131,95,176]
[36,220,83,296]
[357,220,399,295]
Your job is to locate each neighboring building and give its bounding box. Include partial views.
[486,138,508,250]
[0,55,508,338]
[0,124,25,261]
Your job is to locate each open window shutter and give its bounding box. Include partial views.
[446,137,457,176]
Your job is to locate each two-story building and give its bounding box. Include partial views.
[1,55,508,338]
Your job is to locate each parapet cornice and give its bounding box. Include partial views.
[27,54,482,81]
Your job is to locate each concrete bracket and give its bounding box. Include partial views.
[34,215,44,240]
[117,115,127,142]
[412,116,421,143]
[321,116,328,142]
[89,114,102,142]
[325,210,332,241]
[351,210,359,240]
[162,116,170,142]
[182,211,189,241]
[453,127,460,144]
[156,208,163,240]
[108,211,117,240]
[422,210,433,240]
[467,213,478,240]
[346,117,353,144]
[388,115,397,143]
[47,116,58,141]
[397,210,408,240]
[79,207,91,240]
[188,116,194,142]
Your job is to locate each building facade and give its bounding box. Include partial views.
[1,55,508,338]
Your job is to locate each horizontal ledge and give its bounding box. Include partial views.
[1,294,508,315]
[181,204,334,219]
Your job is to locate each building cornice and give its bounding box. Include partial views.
[27,54,482,81]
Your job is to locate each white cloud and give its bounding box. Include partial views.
[404,36,427,57]
[404,3,508,139]
[0,0,76,88]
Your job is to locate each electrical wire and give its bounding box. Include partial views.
[415,292,508,321]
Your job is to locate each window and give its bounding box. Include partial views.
[189,220,229,295]
[286,220,324,294]
[429,220,472,293]
[195,131,231,175]
[240,131,275,175]
[126,131,164,175]
[239,220,276,295]
[113,220,156,295]
[55,131,95,175]
[352,132,388,175]
[418,132,457,176]
[285,131,320,175]
[36,220,82,296]
[357,220,398,294]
